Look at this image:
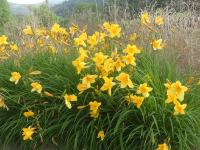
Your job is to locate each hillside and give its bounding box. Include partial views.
[53,0,104,17]
[9,0,65,15]
[9,2,43,15]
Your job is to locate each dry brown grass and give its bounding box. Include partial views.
[4,0,200,71]
[103,0,200,71]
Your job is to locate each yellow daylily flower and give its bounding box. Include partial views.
[79,32,87,41]
[137,83,153,97]
[0,35,8,45]
[90,110,100,118]
[37,39,44,46]
[74,37,86,47]
[74,38,86,47]
[130,32,137,41]
[23,110,35,118]
[165,94,178,104]
[94,31,106,42]
[155,16,164,26]
[103,22,121,38]
[69,24,78,35]
[64,94,77,109]
[51,23,68,35]
[108,23,121,38]
[9,72,21,85]
[0,45,6,52]
[79,47,88,61]
[123,54,136,66]
[82,74,98,86]
[103,22,111,30]
[141,12,151,25]
[116,72,133,88]
[77,83,90,94]
[174,102,187,115]
[87,34,98,47]
[10,44,19,52]
[123,44,141,55]
[35,28,47,36]
[23,26,34,36]
[31,82,43,94]
[22,126,36,140]
[157,143,169,150]
[97,130,105,141]
[100,77,116,96]
[115,57,125,72]
[102,58,115,74]
[172,81,188,101]
[152,39,164,50]
[89,100,101,112]
[166,81,188,101]
[89,101,101,118]
[126,94,145,108]
[93,52,108,66]
[51,23,61,33]
[74,32,87,47]
[72,58,87,74]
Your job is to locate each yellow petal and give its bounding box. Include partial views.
[65,100,72,109]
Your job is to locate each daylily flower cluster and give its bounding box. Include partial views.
[0,13,191,149]
[140,12,165,51]
[165,80,188,115]
[0,35,19,59]
[126,83,153,108]
[89,101,101,118]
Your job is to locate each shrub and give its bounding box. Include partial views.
[0,13,200,150]
[0,0,11,33]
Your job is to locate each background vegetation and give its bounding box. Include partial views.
[0,0,200,149]
[0,0,11,33]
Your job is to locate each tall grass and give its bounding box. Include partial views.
[0,44,200,149]
[4,1,200,69]
[0,2,200,149]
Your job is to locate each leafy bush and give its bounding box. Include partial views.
[0,13,200,150]
[0,0,11,33]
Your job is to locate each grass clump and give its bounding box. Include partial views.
[0,13,200,150]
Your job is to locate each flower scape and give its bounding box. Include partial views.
[0,13,200,150]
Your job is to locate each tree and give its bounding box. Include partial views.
[32,4,60,27]
[0,0,11,33]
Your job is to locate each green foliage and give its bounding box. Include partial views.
[0,0,11,33]
[75,3,96,13]
[32,4,61,27]
[53,0,103,18]
[0,49,200,149]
